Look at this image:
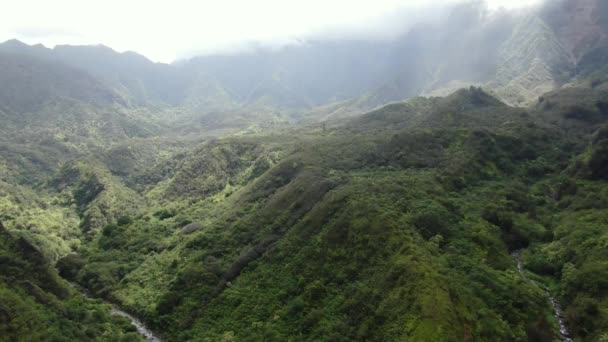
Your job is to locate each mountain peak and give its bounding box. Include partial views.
[54,43,116,53]
[0,39,52,56]
[1,39,29,49]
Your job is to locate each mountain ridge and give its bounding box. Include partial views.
[2,1,608,340]
[0,2,604,121]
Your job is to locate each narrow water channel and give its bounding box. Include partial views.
[68,282,162,342]
[110,308,162,342]
[512,251,573,342]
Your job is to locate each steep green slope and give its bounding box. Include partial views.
[0,51,125,115]
[0,50,173,186]
[523,122,608,340]
[56,86,608,341]
[2,16,608,339]
[0,221,143,341]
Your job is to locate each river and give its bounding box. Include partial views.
[67,254,573,342]
[68,282,162,342]
[512,251,573,342]
[110,308,162,342]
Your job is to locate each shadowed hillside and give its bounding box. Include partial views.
[0,221,144,341]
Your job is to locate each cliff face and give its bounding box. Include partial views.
[491,15,571,105]
[481,0,608,106]
[542,0,608,65]
[412,0,608,107]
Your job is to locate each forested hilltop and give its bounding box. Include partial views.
[2,0,608,341]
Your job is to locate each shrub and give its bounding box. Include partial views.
[56,254,85,280]
[411,202,454,240]
[153,208,176,220]
[117,215,133,226]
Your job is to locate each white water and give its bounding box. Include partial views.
[68,282,162,342]
[110,308,162,342]
[512,252,573,342]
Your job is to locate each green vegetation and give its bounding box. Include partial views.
[39,84,608,341]
[0,221,143,341]
[2,7,608,338]
[3,80,608,340]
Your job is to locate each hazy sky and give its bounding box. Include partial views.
[1,0,541,63]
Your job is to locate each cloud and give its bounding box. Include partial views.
[0,0,542,63]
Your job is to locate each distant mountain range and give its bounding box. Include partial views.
[1,0,606,126]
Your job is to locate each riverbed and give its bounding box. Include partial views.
[512,251,573,342]
[110,308,162,342]
[68,282,162,341]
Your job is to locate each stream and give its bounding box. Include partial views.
[110,308,162,342]
[64,253,574,342]
[68,282,162,342]
[512,252,573,342]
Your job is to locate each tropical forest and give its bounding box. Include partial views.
[1,0,608,341]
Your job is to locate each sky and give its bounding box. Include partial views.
[0,0,542,63]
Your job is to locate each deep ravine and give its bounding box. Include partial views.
[512,251,573,342]
[68,282,162,342]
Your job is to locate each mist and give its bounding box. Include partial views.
[1,0,542,62]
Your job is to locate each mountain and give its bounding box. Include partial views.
[541,0,608,68]
[0,39,184,106]
[2,0,608,341]
[57,83,608,341]
[0,49,124,114]
[0,48,172,187]
[51,45,185,106]
[1,0,605,118]
[490,14,572,105]
[290,0,608,119]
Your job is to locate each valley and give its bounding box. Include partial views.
[1,0,608,341]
